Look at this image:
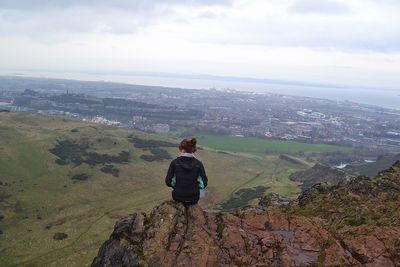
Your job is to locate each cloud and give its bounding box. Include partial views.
[288,0,350,15]
[1,0,398,52]
[368,0,400,5]
[0,0,232,11]
[0,0,233,38]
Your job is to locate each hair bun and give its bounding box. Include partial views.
[179,137,197,153]
[190,137,197,146]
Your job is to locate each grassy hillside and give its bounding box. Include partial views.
[196,132,352,154]
[0,112,305,266]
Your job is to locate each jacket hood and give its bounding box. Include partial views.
[177,156,196,170]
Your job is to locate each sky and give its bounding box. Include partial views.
[0,0,399,89]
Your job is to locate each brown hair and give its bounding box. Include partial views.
[179,137,197,153]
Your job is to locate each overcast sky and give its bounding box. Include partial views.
[0,0,399,89]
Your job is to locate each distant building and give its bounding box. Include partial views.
[88,116,121,126]
[297,109,326,119]
[152,123,170,134]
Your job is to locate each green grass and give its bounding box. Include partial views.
[196,132,352,154]
[0,112,306,267]
[166,127,187,139]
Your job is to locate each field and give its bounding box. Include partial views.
[0,112,307,266]
[196,132,352,154]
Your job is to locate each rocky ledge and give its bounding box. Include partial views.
[92,161,400,267]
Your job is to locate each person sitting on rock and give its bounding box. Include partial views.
[165,137,208,204]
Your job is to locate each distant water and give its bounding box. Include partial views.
[335,163,348,169]
[1,70,400,110]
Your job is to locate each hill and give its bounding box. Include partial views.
[345,153,400,176]
[289,163,350,190]
[92,161,400,266]
[0,112,304,266]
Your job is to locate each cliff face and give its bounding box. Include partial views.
[92,161,400,267]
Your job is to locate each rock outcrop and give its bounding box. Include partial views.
[92,161,400,267]
[289,163,349,190]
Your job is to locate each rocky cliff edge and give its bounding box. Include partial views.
[92,161,400,267]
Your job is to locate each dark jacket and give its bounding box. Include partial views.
[165,156,208,204]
